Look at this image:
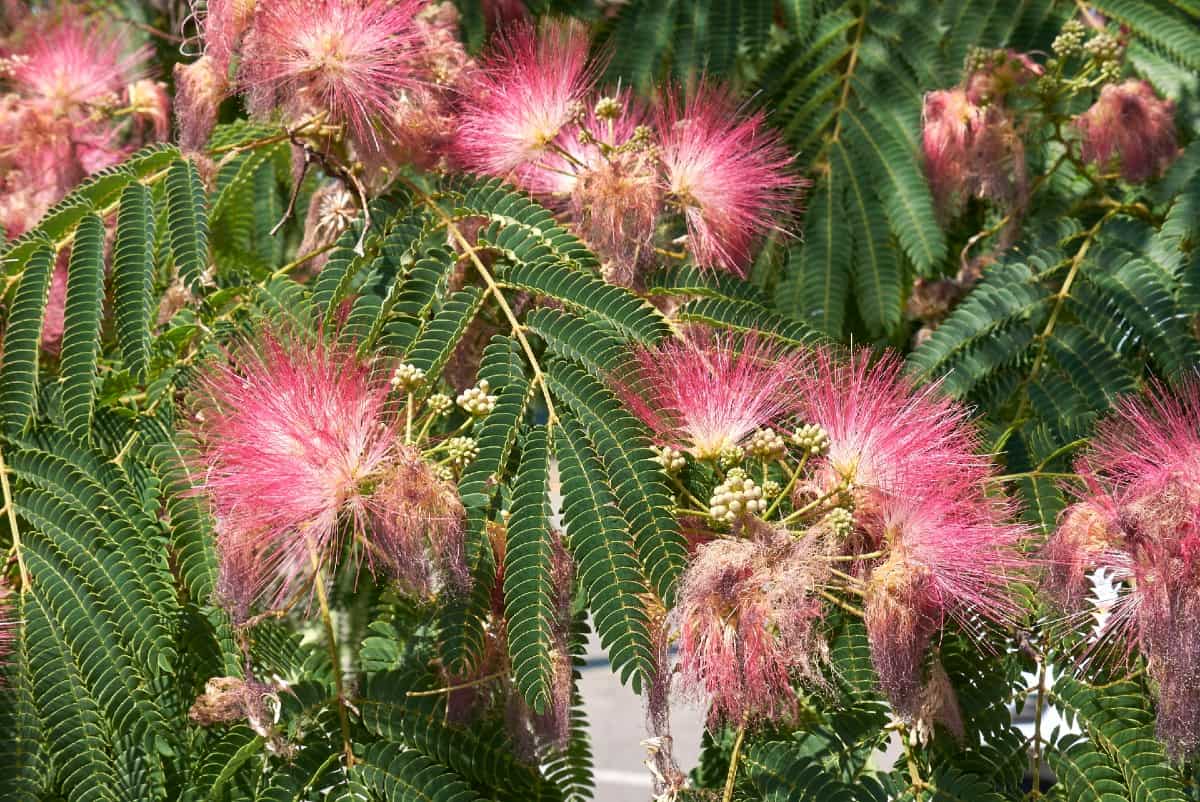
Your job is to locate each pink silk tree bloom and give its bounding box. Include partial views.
[6,12,148,115]
[453,20,596,178]
[797,347,988,511]
[190,331,401,617]
[613,329,803,460]
[863,494,1028,720]
[1074,79,1178,183]
[174,55,228,153]
[674,526,829,725]
[657,85,804,275]
[238,0,426,155]
[1047,381,1200,756]
[195,0,257,78]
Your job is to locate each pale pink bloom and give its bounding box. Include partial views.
[797,347,987,508]
[196,0,257,77]
[1074,80,1178,183]
[1046,381,1200,756]
[174,56,228,152]
[7,12,148,115]
[613,329,803,460]
[239,0,426,155]
[657,85,803,274]
[454,20,595,177]
[190,331,401,616]
[127,79,171,141]
[675,526,828,725]
[863,494,1027,718]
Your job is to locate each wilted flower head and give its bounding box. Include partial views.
[190,330,400,617]
[922,89,1027,218]
[797,347,986,507]
[1045,380,1200,756]
[239,0,426,155]
[1074,79,1178,183]
[863,494,1027,718]
[173,55,228,152]
[454,20,595,178]
[657,85,803,274]
[614,329,803,460]
[674,526,828,725]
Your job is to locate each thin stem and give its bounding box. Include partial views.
[986,470,1078,484]
[1030,640,1049,798]
[721,715,749,802]
[395,177,559,426]
[818,589,863,617]
[0,446,30,593]
[306,540,354,768]
[764,451,810,519]
[406,671,507,697]
[828,8,868,144]
[405,393,415,445]
[780,478,846,525]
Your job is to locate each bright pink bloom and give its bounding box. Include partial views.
[675,526,827,725]
[190,331,401,617]
[863,493,1027,718]
[239,0,426,155]
[613,330,803,460]
[797,347,987,507]
[1074,80,1178,183]
[1047,381,1200,756]
[657,85,803,274]
[454,20,595,177]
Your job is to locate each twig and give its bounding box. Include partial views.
[0,446,30,593]
[306,539,355,768]
[406,672,506,697]
[721,715,749,802]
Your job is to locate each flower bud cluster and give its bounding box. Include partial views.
[748,428,787,460]
[457,380,497,417]
[445,436,479,467]
[391,363,427,391]
[654,445,687,474]
[792,424,830,455]
[1052,20,1087,57]
[427,393,453,416]
[708,468,766,523]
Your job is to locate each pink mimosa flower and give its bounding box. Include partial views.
[863,494,1028,718]
[190,331,401,615]
[454,20,595,178]
[657,84,804,274]
[1074,80,1178,183]
[674,526,828,725]
[613,329,803,460]
[797,347,987,508]
[1047,381,1200,756]
[239,0,426,155]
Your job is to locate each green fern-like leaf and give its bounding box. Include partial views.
[0,240,54,435]
[554,419,655,691]
[165,159,211,293]
[112,182,155,381]
[357,742,485,802]
[503,424,557,713]
[59,213,106,442]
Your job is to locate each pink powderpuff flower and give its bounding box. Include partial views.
[454,20,596,178]
[127,78,171,141]
[862,494,1028,719]
[657,84,804,275]
[174,55,228,152]
[797,347,988,511]
[190,330,401,616]
[613,329,803,460]
[6,11,148,115]
[1074,79,1178,183]
[1041,488,1123,613]
[674,525,829,726]
[195,0,257,78]
[1047,381,1200,756]
[238,0,426,155]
